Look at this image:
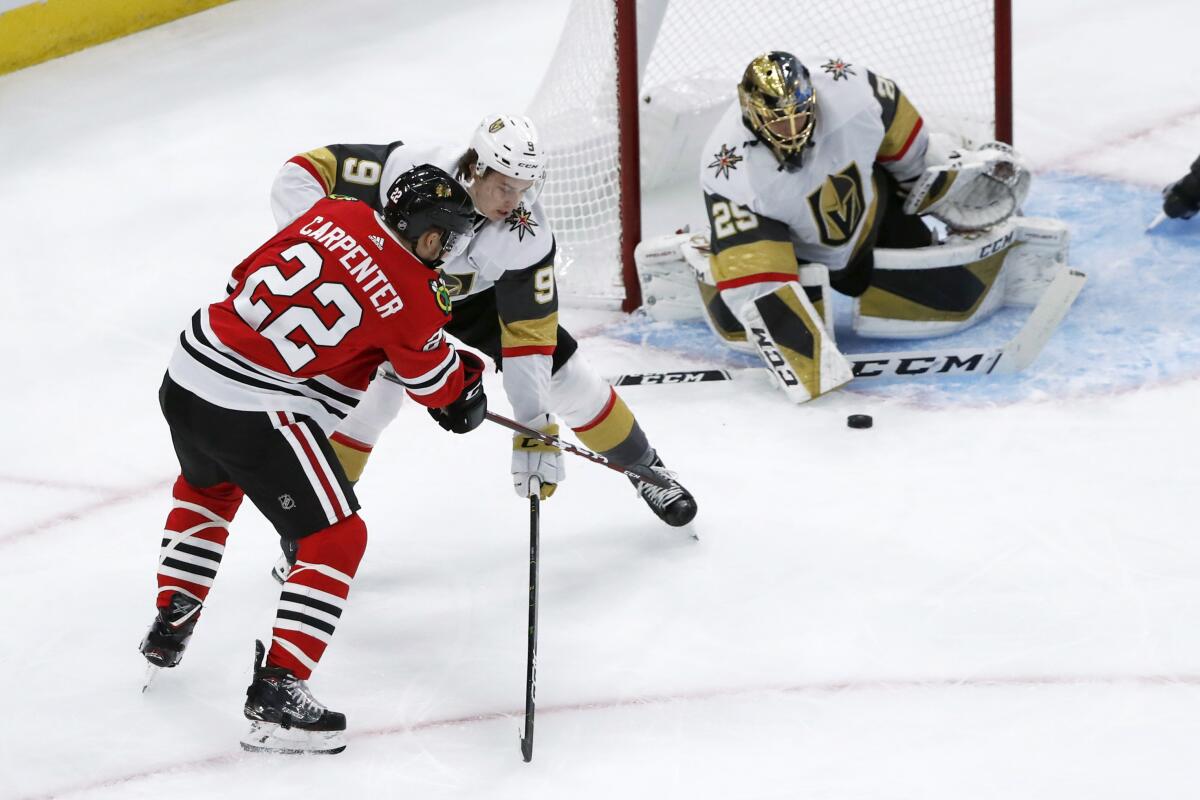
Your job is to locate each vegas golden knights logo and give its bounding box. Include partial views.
[807,162,865,246]
[438,271,475,298]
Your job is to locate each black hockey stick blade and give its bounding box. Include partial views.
[520,491,540,762]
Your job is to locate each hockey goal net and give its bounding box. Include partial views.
[527,0,1012,310]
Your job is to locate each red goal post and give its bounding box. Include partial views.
[528,0,1013,311]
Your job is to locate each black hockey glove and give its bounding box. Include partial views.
[427,350,487,434]
[1162,156,1200,220]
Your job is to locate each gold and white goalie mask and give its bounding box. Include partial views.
[738,51,817,170]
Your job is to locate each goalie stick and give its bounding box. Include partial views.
[612,268,1086,386]
[485,412,672,489]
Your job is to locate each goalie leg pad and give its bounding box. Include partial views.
[852,217,1070,339]
[697,275,751,349]
[633,233,707,321]
[797,263,835,346]
[852,224,1013,339]
[696,261,833,353]
[739,283,852,403]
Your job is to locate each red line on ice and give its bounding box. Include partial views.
[1049,105,1200,181]
[0,477,170,547]
[22,672,1200,799]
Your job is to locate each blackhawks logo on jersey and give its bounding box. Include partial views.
[708,144,743,179]
[505,203,538,241]
[429,279,453,314]
[821,58,855,81]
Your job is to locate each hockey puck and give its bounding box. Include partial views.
[847,414,873,429]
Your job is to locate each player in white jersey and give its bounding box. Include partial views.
[696,52,1032,402]
[269,115,698,557]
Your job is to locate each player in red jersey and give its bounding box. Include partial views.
[140,164,486,755]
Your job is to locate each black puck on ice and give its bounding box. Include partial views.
[847,414,873,429]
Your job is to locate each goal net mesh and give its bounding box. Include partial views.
[528,0,1001,305]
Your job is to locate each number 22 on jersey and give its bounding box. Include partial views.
[233,242,363,371]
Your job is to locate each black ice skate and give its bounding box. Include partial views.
[140,591,201,669]
[630,456,698,529]
[241,640,347,755]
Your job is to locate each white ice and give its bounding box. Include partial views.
[1,1,1198,798]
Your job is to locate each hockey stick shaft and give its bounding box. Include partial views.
[485,411,671,489]
[520,492,540,763]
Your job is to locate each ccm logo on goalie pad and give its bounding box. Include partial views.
[751,328,800,387]
[852,351,1000,378]
[978,231,1016,259]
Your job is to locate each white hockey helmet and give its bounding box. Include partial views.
[470,114,546,186]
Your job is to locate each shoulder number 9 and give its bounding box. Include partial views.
[342,158,382,186]
[533,265,555,304]
[710,200,759,239]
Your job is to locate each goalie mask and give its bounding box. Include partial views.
[383,164,477,265]
[469,114,547,203]
[738,51,816,170]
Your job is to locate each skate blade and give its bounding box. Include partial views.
[240,721,346,755]
[1146,211,1168,232]
[142,663,161,693]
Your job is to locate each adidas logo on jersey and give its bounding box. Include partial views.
[369,235,385,250]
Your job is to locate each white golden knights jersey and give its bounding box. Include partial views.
[700,57,930,293]
[169,196,465,435]
[271,140,560,361]
[271,139,561,423]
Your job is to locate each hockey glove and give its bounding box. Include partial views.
[512,413,563,500]
[427,350,487,434]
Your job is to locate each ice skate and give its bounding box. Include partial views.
[139,592,202,691]
[631,456,698,530]
[140,592,201,669]
[241,640,347,755]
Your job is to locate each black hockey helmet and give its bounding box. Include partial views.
[739,51,816,169]
[383,164,477,263]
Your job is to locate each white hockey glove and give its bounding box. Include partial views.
[904,141,1031,231]
[512,413,563,500]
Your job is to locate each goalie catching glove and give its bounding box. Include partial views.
[427,350,487,434]
[904,141,1031,231]
[512,413,563,500]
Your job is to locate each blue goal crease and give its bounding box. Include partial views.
[592,173,1200,406]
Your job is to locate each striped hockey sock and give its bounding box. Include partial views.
[156,476,244,610]
[267,514,367,680]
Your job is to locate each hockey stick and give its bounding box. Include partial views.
[612,268,1086,386]
[519,487,540,763]
[485,411,672,489]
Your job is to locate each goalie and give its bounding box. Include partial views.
[687,51,1048,402]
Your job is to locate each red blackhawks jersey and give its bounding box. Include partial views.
[168,196,464,434]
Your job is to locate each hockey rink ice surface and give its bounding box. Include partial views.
[2,1,1198,797]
